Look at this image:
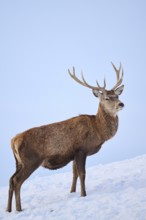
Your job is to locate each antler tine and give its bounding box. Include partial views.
[68,67,85,87]
[111,62,121,81]
[96,80,100,88]
[96,77,106,91]
[68,67,98,90]
[111,62,124,90]
[81,72,98,89]
[104,77,106,88]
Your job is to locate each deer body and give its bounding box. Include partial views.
[7,63,124,212]
[14,105,118,169]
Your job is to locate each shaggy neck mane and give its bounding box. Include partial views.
[96,103,119,141]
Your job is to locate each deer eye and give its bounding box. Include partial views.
[105,97,110,100]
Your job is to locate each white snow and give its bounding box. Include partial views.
[1,155,146,220]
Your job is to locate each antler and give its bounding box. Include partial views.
[111,62,124,90]
[68,67,106,92]
[68,63,124,93]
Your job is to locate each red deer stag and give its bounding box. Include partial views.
[7,63,124,212]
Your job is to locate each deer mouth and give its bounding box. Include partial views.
[118,102,124,110]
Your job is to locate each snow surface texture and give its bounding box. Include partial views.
[1,155,146,220]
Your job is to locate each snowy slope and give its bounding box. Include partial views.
[1,155,146,220]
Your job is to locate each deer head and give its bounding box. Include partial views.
[68,63,124,117]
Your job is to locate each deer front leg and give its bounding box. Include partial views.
[75,150,87,197]
[70,160,78,193]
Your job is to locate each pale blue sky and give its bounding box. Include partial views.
[0,0,146,186]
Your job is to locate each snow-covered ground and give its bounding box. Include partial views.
[1,155,146,220]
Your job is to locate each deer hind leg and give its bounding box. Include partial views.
[6,164,22,212]
[70,160,78,193]
[7,160,42,212]
[14,160,42,212]
[74,151,87,197]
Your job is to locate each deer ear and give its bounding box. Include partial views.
[114,85,124,96]
[92,89,102,98]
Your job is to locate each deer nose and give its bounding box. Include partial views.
[119,102,124,107]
